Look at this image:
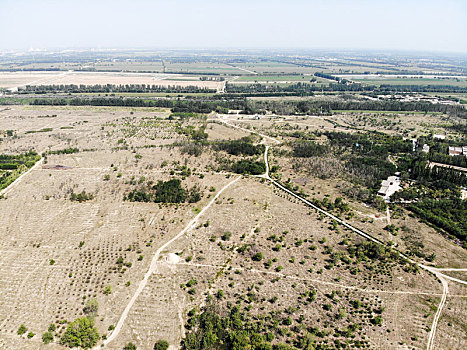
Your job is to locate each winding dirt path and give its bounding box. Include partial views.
[425,272,449,350]
[97,175,241,348]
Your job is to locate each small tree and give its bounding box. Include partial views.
[154,340,169,350]
[83,299,99,317]
[216,290,224,299]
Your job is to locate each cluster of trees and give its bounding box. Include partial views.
[232,160,266,175]
[348,242,399,262]
[391,148,467,245]
[46,147,80,155]
[225,82,375,96]
[393,158,466,245]
[378,84,467,93]
[25,96,467,118]
[70,190,94,202]
[409,199,466,246]
[430,152,467,168]
[246,99,466,116]
[290,131,402,190]
[181,299,378,350]
[346,156,396,189]
[314,72,340,82]
[125,179,202,204]
[311,197,350,214]
[292,141,329,158]
[226,81,467,95]
[324,132,403,188]
[30,97,246,114]
[177,126,208,142]
[412,163,467,188]
[214,136,265,156]
[325,131,412,158]
[18,84,215,94]
[60,317,99,348]
[0,151,40,191]
[182,305,299,350]
[346,241,416,273]
[0,151,40,170]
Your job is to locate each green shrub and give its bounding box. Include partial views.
[124,342,137,350]
[252,252,263,261]
[154,340,169,350]
[17,324,27,335]
[42,331,54,344]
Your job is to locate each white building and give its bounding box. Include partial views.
[377,176,402,202]
[448,146,467,157]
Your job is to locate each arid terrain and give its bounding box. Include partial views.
[0,103,465,350]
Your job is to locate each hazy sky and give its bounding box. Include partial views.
[0,0,466,53]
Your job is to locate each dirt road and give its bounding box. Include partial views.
[97,175,242,348]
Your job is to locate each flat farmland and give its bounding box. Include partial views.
[232,61,318,75]
[163,62,239,75]
[234,74,330,84]
[353,77,467,87]
[92,61,165,72]
[0,72,223,91]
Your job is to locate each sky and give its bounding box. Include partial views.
[0,0,466,53]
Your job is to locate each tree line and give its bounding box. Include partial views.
[22,97,467,118]
[18,84,215,94]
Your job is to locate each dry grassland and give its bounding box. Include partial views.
[0,108,465,349]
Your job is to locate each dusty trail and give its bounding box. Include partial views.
[176,262,467,298]
[96,175,241,348]
[228,65,258,75]
[425,273,449,350]
[218,116,280,145]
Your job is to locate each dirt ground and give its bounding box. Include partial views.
[0,72,222,91]
[0,107,465,350]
